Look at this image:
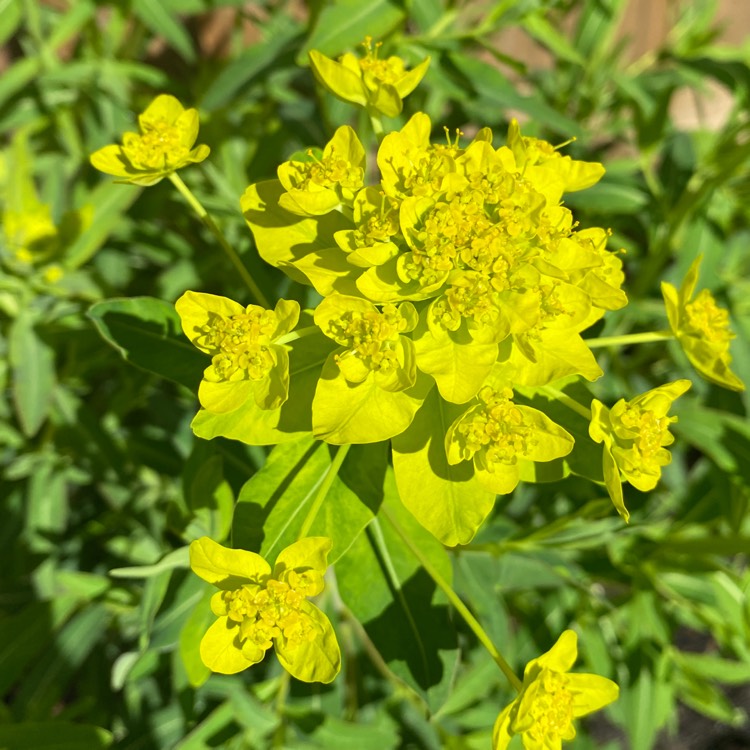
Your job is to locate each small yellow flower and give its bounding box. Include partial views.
[493,630,619,750]
[190,536,341,683]
[589,380,691,521]
[309,38,430,118]
[90,94,210,186]
[176,291,300,413]
[662,255,745,392]
[446,386,574,494]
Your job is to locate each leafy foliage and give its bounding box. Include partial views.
[2,1,750,749]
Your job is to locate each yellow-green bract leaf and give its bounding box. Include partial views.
[273,537,332,579]
[241,180,356,296]
[499,331,603,386]
[200,615,260,674]
[274,601,341,684]
[602,443,628,522]
[414,322,498,404]
[391,388,495,546]
[313,355,429,444]
[309,48,367,104]
[189,537,271,587]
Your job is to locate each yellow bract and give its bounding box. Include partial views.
[493,630,619,750]
[589,380,691,521]
[189,536,341,683]
[176,291,300,413]
[309,38,430,117]
[90,94,210,186]
[662,255,745,392]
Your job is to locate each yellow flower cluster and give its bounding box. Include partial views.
[662,256,744,391]
[590,380,691,521]
[494,631,619,750]
[190,536,340,682]
[90,94,209,186]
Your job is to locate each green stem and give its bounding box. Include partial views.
[585,330,673,349]
[297,444,351,540]
[168,173,269,308]
[276,325,319,345]
[537,385,592,421]
[380,505,524,693]
[367,108,385,144]
[271,672,290,748]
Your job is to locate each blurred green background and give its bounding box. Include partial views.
[1,1,749,748]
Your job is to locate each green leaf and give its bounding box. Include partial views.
[0,597,80,698]
[88,296,205,389]
[300,0,406,61]
[449,52,582,136]
[183,455,234,542]
[336,470,459,710]
[178,586,213,688]
[233,436,382,563]
[13,604,110,720]
[0,722,112,750]
[9,312,56,438]
[520,13,585,66]
[132,0,195,62]
[564,179,649,215]
[64,181,141,270]
[0,0,22,47]
[202,14,301,110]
[391,388,495,546]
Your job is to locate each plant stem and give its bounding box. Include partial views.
[367,108,385,144]
[585,330,673,349]
[537,385,592,420]
[276,325,320,345]
[380,505,524,693]
[168,172,269,308]
[297,444,351,540]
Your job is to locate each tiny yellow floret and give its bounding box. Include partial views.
[189,536,341,683]
[90,94,210,186]
[493,630,619,750]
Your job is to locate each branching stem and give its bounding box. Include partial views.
[168,172,269,308]
[380,505,524,693]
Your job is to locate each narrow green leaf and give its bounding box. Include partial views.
[132,0,195,62]
[300,0,405,61]
[14,604,110,720]
[9,313,56,438]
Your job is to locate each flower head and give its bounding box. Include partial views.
[493,630,619,750]
[589,380,691,520]
[176,291,300,413]
[190,536,341,683]
[90,94,210,186]
[309,38,430,117]
[662,255,745,392]
[446,386,574,494]
[314,293,418,391]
